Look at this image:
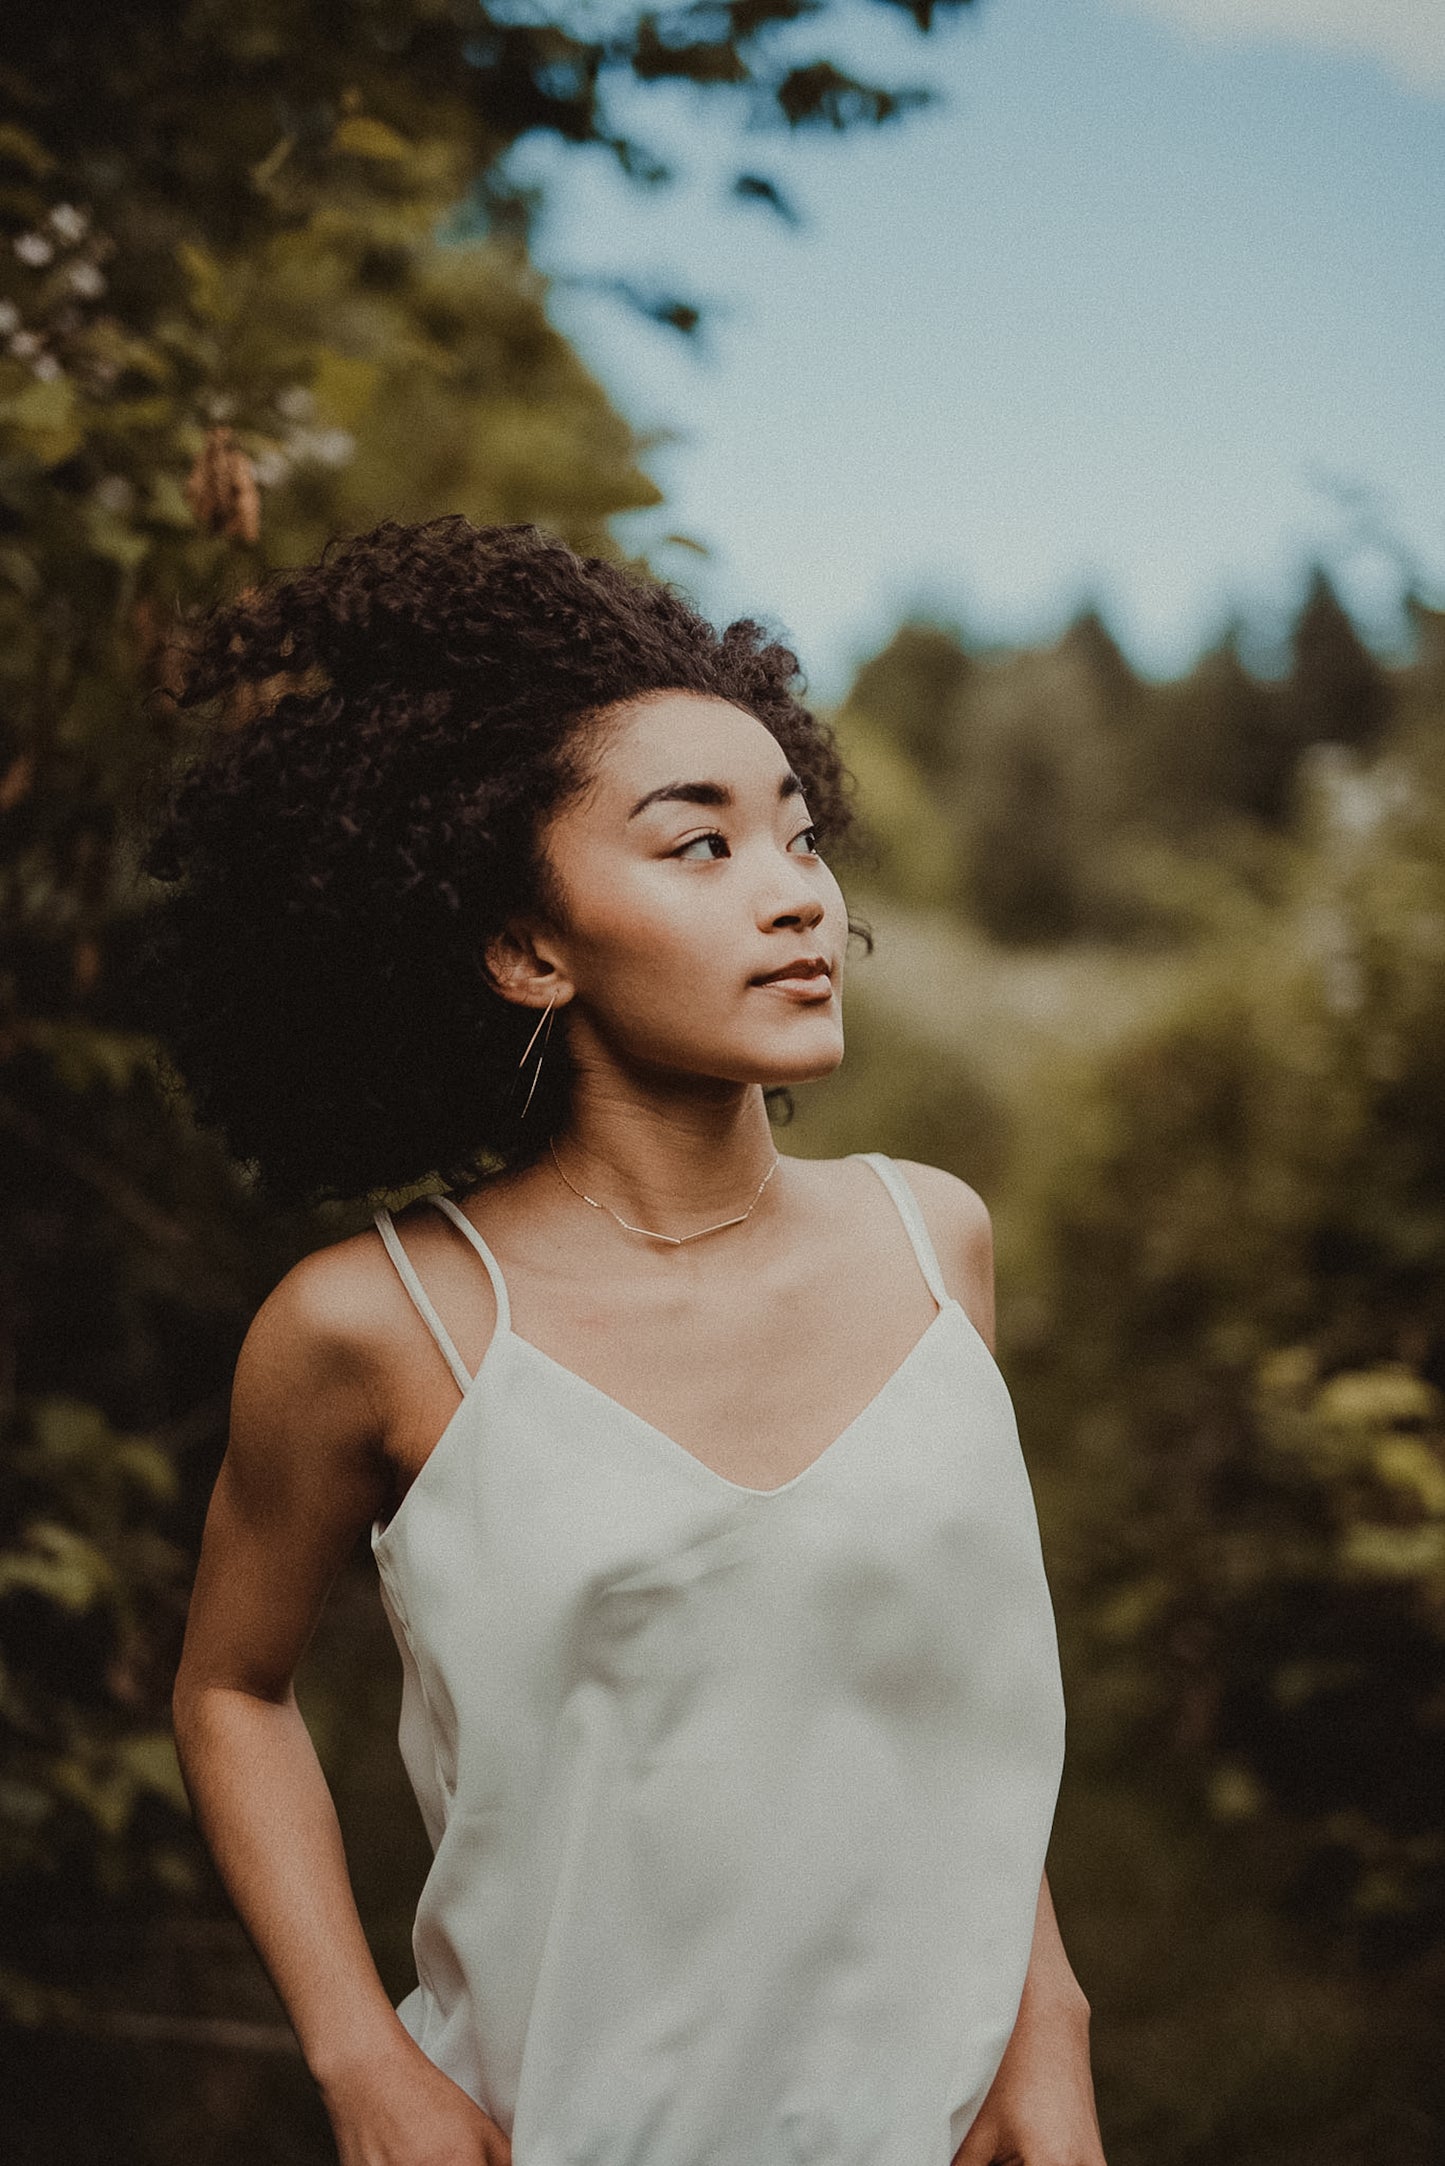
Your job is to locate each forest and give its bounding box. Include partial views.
[2,3,1441,2160]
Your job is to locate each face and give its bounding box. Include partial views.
[499,691,850,1092]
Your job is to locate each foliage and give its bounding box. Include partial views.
[0,1396,191,1907]
[832,573,1398,946]
[1015,718,1445,1959]
[0,9,976,2130]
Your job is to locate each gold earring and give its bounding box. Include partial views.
[516,991,558,1120]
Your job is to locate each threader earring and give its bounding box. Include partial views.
[516,991,558,1120]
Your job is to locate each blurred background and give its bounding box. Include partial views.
[1,1,1442,2159]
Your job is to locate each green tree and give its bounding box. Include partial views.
[1023,723,1445,1958]
[0,0,976,2133]
[836,617,976,782]
[1284,563,1393,759]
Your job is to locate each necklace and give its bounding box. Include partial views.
[548,1136,781,1246]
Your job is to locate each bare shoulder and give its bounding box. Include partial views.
[220,1225,402,1562]
[801,1152,996,1334]
[889,1158,997,1346]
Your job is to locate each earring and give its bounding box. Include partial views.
[516,990,558,1120]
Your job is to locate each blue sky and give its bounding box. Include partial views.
[511,0,1444,699]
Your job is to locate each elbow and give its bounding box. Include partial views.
[170,1665,203,1763]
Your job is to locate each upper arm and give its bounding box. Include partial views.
[894,1159,996,1354]
[172,1240,393,1716]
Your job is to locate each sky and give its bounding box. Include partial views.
[510,0,1444,700]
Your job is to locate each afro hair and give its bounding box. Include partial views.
[128,517,873,1209]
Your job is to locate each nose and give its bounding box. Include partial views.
[762,883,826,935]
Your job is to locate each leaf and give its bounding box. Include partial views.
[144,470,197,529]
[184,424,261,543]
[0,374,81,467]
[1316,1363,1440,1432]
[731,172,801,225]
[23,1019,160,1092]
[111,1440,180,1508]
[250,132,296,189]
[174,239,228,322]
[312,348,379,431]
[115,1730,189,1813]
[1338,1521,1445,1582]
[81,497,152,571]
[0,125,57,178]
[1372,1436,1445,1518]
[0,1522,115,1612]
[333,116,412,162]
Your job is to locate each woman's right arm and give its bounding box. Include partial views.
[170,1241,511,2165]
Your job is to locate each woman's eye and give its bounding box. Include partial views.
[672,825,820,861]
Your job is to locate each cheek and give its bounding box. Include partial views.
[567,863,729,1000]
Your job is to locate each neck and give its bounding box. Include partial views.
[547,1087,781,1234]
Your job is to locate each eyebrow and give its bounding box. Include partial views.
[626,770,807,821]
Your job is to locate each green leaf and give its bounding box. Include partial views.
[0,374,81,467]
[81,497,152,571]
[0,1522,115,1612]
[333,116,412,162]
[312,348,380,430]
[115,1730,189,1813]
[0,125,57,178]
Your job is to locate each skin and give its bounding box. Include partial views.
[170,690,1107,2166]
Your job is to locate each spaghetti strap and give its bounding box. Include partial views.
[373,1207,474,1396]
[850,1152,952,1312]
[427,1193,513,1337]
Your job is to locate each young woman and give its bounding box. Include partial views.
[143,518,1105,2166]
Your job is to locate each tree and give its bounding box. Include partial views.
[0,0,976,2130]
[1024,728,1445,1963]
[836,617,976,782]
[1285,564,1393,759]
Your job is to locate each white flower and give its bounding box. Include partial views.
[48,202,90,245]
[276,383,314,421]
[0,300,20,336]
[249,447,291,488]
[284,423,355,468]
[14,233,55,267]
[32,352,61,381]
[67,261,106,299]
[309,426,355,468]
[9,329,43,359]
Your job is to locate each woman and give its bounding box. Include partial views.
[143,517,1106,2166]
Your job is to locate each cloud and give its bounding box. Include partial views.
[1116,0,1445,100]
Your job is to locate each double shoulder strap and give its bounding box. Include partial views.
[372,1195,512,1395]
[372,1155,950,1395]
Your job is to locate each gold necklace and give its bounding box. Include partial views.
[547,1136,781,1246]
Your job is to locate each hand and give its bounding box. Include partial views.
[319,2035,513,2165]
[951,1984,1107,2166]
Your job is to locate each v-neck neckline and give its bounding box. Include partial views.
[502,1297,964,1500]
[372,1151,972,1554]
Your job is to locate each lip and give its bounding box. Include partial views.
[750,955,834,998]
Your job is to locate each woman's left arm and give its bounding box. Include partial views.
[951,1869,1107,2166]
[898,1164,1107,2166]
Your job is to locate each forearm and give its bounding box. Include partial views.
[1019,1868,1090,2019]
[172,1682,409,2087]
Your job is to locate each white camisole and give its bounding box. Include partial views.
[370,1151,1066,2165]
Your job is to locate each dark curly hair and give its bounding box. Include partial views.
[128,517,875,1210]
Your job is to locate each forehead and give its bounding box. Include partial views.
[588,691,783,782]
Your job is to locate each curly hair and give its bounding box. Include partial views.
[128,517,875,1210]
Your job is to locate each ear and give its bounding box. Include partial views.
[483,922,573,1012]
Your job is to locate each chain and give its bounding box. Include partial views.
[547,1137,780,1246]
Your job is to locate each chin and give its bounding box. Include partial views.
[754,1030,847,1087]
